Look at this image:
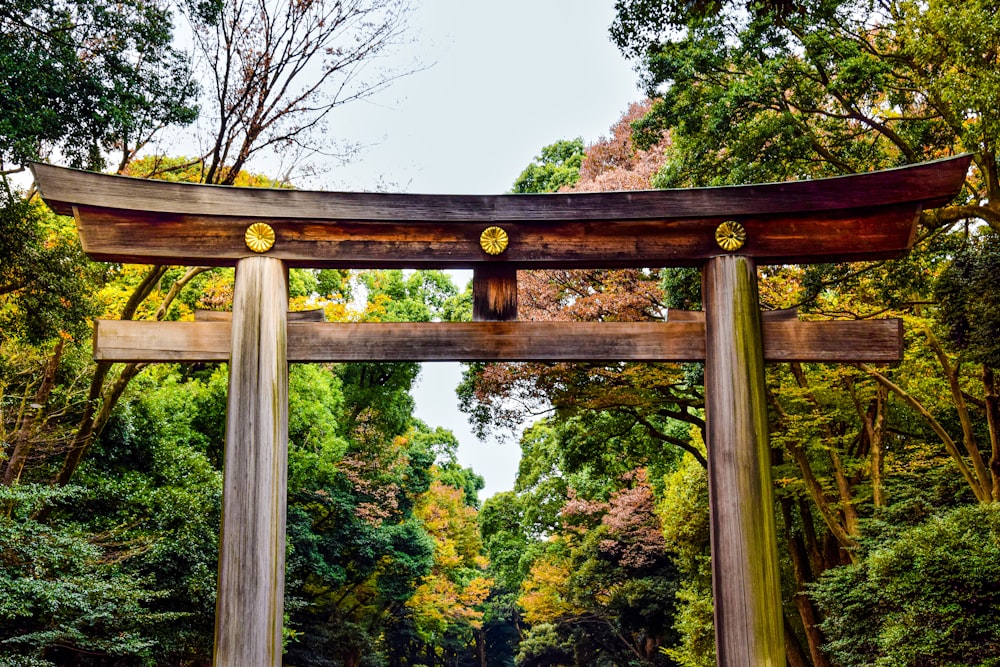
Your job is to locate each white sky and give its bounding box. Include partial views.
[319,1,642,499]
[325,1,641,196]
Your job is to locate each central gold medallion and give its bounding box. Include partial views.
[245,222,276,253]
[480,226,509,255]
[715,221,747,252]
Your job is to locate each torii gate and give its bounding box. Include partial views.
[31,155,969,667]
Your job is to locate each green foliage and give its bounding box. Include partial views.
[0,190,104,343]
[935,232,1000,368]
[359,269,459,323]
[410,424,484,508]
[812,503,1000,666]
[512,139,586,194]
[0,487,172,664]
[0,364,227,665]
[515,623,574,667]
[612,0,999,194]
[317,269,352,302]
[0,0,199,170]
[657,448,713,667]
[288,364,349,488]
[74,370,225,662]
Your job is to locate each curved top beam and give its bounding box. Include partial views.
[32,157,968,220]
[29,156,970,269]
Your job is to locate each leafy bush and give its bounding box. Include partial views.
[812,503,1000,666]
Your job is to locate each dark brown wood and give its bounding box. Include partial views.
[195,308,326,321]
[31,156,969,220]
[60,202,924,268]
[473,265,518,321]
[28,156,970,268]
[215,257,288,667]
[92,318,902,363]
[702,255,784,666]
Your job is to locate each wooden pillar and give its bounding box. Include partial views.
[214,256,289,667]
[702,255,784,666]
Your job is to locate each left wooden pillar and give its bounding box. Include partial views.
[215,256,289,667]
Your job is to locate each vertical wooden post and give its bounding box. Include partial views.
[473,265,518,321]
[702,255,784,666]
[214,256,289,667]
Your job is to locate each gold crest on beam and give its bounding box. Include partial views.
[245,222,276,253]
[480,226,509,255]
[715,221,746,252]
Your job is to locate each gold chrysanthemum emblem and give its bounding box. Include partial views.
[715,221,746,252]
[480,226,509,255]
[245,222,276,253]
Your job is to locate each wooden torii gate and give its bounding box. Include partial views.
[31,156,969,667]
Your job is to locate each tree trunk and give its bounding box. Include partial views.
[784,613,812,667]
[476,627,486,667]
[780,498,832,667]
[871,385,888,507]
[984,366,1000,501]
[3,338,64,486]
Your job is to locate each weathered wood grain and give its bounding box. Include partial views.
[65,202,925,267]
[214,257,288,667]
[195,308,326,321]
[92,318,902,363]
[94,320,232,362]
[31,156,969,219]
[473,265,518,321]
[666,307,799,322]
[702,255,785,666]
[27,156,971,268]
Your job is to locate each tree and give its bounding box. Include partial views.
[606,4,1000,663]
[405,480,492,665]
[461,104,702,471]
[516,470,680,667]
[610,0,993,223]
[184,0,415,185]
[0,363,227,665]
[811,503,1000,666]
[15,0,423,488]
[512,139,586,194]
[0,0,199,173]
[573,101,669,193]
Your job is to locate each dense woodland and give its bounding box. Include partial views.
[2,0,1000,665]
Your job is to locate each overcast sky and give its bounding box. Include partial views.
[318,1,644,499]
[326,1,642,196]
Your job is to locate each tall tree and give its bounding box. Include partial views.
[606,2,1000,664]
[0,0,199,173]
[184,0,415,185]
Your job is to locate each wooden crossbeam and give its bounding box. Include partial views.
[93,318,902,364]
[29,157,970,268]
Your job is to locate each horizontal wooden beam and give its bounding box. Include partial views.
[29,157,970,268]
[65,204,928,268]
[31,158,968,221]
[93,319,902,364]
[194,309,326,322]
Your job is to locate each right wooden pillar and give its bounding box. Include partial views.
[702,255,785,666]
